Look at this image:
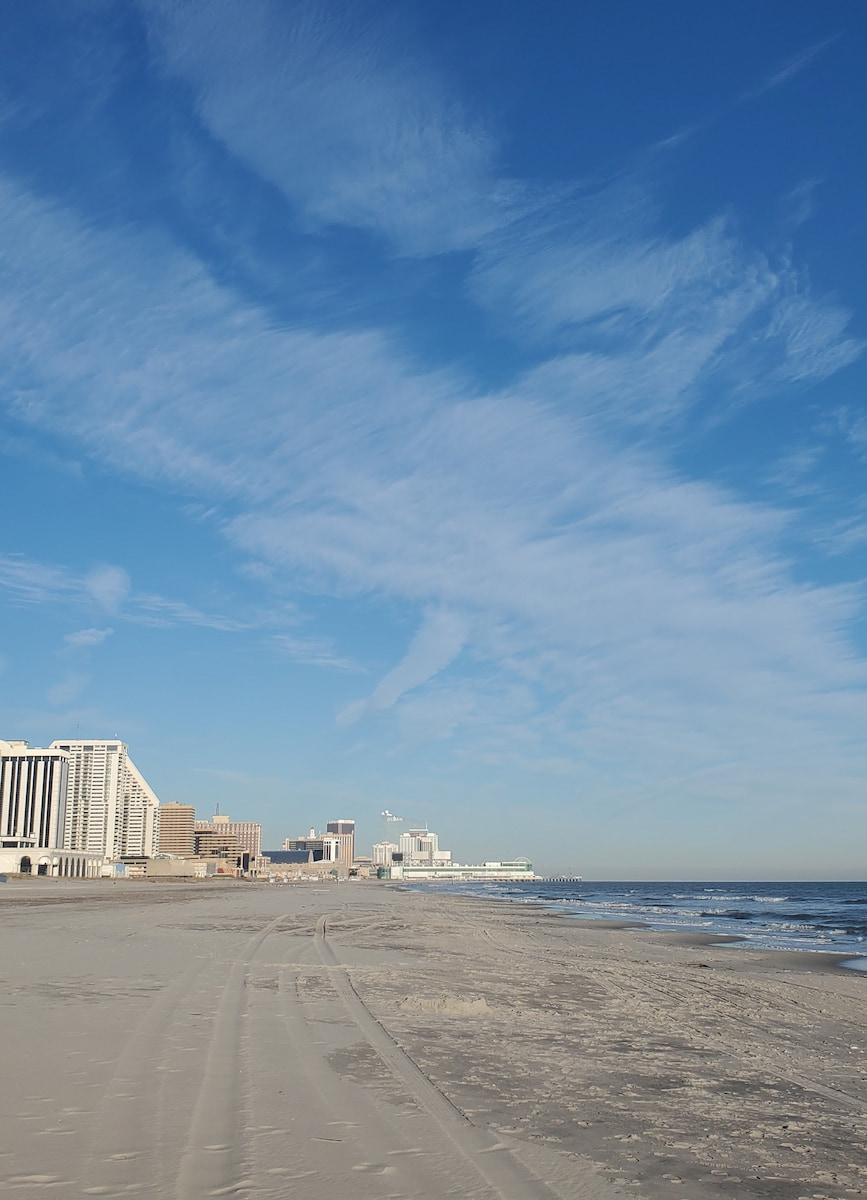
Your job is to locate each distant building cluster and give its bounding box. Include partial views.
[0,736,269,880]
[0,734,368,883]
[1,736,532,883]
[372,822,534,881]
[373,825,453,866]
[266,820,358,879]
[0,738,159,879]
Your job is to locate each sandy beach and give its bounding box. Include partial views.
[0,879,865,1200]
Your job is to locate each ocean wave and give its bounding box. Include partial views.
[430,881,867,958]
[698,893,788,903]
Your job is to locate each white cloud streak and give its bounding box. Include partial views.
[0,30,863,815]
[274,633,358,672]
[469,203,862,421]
[84,565,130,612]
[0,551,256,634]
[47,674,89,707]
[739,36,840,103]
[339,608,468,724]
[139,0,525,256]
[64,627,114,648]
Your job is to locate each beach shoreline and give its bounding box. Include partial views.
[398,889,867,967]
[1,878,865,1199]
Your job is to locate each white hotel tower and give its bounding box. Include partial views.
[49,739,160,860]
[0,740,68,850]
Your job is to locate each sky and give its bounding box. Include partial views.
[1,1,866,878]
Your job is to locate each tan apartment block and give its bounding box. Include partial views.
[158,803,196,856]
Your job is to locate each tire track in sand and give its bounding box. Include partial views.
[264,958,476,1197]
[81,955,216,1197]
[313,913,564,1200]
[172,913,288,1200]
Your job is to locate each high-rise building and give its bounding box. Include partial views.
[326,819,355,866]
[50,739,160,860]
[158,803,196,856]
[0,739,102,877]
[398,825,451,864]
[0,739,69,850]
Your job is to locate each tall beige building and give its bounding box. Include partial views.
[158,802,196,856]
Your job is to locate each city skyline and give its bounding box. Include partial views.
[1,3,866,877]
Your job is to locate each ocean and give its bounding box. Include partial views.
[409,879,867,969]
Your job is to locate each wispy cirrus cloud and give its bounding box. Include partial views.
[0,26,864,818]
[739,36,840,103]
[0,553,80,606]
[64,627,114,649]
[84,565,130,612]
[469,199,862,423]
[0,551,260,635]
[0,176,452,501]
[47,674,89,707]
[131,593,253,632]
[274,633,358,672]
[139,0,525,256]
[835,407,867,459]
[192,766,282,786]
[339,607,469,725]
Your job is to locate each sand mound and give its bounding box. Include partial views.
[399,993,490,1016]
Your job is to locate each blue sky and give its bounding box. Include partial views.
[1,1,866,878]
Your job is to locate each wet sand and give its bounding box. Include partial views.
[0,878,864,1199]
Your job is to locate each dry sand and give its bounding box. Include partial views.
[0,879,865,1200]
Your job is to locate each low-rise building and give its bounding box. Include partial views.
[144,857,209,878]
[282,831,340,862]
[382,859,536,882]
